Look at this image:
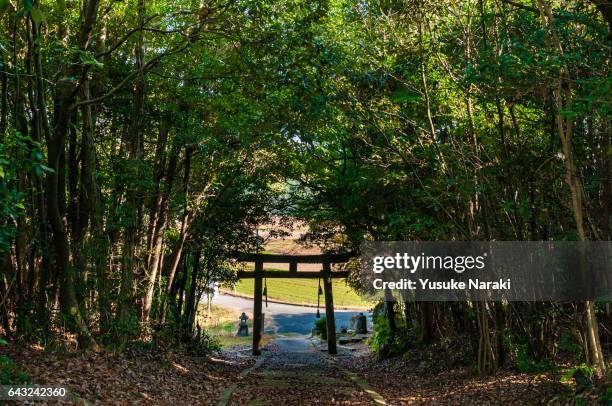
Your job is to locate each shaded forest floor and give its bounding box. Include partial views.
[5,343,254,405]
[5,339,610,405]
[335,343,610,405]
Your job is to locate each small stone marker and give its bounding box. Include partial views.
[355,313,368,334]
[237,312,249,336]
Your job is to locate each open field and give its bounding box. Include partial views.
[236,221,370,308]
[223,269,372,309]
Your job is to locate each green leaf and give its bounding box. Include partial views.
[79,52,104,68]
[391,88,420,103]
[22,0,32,11]
[38,164,55,174]
[31,150,43,161]
[30,7,45,25]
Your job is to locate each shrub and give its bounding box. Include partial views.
[0,338,29,385]
[367,303,413,358]
[314,316,327,339]
[561,363,595,391]
[513,343,556,373]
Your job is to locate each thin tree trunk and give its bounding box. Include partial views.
[417,17,446,171]
[420,302,435,343]
[142,139,179,324]
[535,0,606,378]
[118,0,146,337]
[146,123,169,268]
[0,51,8,138]
[185,247,201,334]
[0,257,12,337]
[159,147,194,324]
[44,0,101,349]
[28,16,52,329]
[175,255,188,320]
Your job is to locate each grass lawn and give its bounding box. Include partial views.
[224,269,372,308]
[200,305,272,348]
[207,321,263,348]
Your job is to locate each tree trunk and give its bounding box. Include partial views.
[420,301,435,344]
[386,300,398,335]
[535,0,606,378]
[158,146,194,324]
[475,301,497,375]
[0,51,7,138]
[185,247,201,335]
[44,0,101,349]
[118,0,146,338]
[146,123,169,267]
[142,138,178,324]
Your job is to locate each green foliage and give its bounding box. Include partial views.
[104,311,140,343]
[189,330,221,355]
[0,338,29,385]
[367,303,412,358]
[599,387,612,405]
[0,355,29,385]
[561,363,596,391]
[314,316,327,339]
[0,133,31,252]
[161,320,221,356]
[514,343,556,374]
[368,322,390,354]
[559,332,584,362]
[0,0,608,395]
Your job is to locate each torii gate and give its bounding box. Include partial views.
[235,253,352,355]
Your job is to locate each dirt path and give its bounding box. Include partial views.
[223,337,378,405]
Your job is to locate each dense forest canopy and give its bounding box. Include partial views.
[0,0,609,382]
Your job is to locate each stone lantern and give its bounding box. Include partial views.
[355,312,368,334]
[236,312,249,336]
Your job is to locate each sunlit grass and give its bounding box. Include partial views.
[201,305,272,348]
[224,269,372,308]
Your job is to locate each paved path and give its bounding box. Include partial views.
[212,293,371,335]
[224,337,376,405]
